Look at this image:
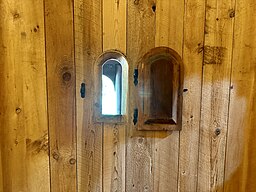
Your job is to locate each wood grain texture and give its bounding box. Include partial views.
[103,0,126,54]
[74,0,103,191]
[0,148,2,192]
[155,0,183,52]
[1,1,256,191]
[0,0,50,191]
[224,1,256,191]
[103,1,126,191]
[197,0,235,190]
[103,124,125,192]
[178,0,205,191]
[44,0,76,191]
[153,0,184,191]
[126,0,156,191]
[0,7,3,191]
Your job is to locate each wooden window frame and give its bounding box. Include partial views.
[93,50,128,124]
[135,47,184,131]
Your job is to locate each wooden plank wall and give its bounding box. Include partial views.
[102,0,126,192]
[0,0,256,191]
[0,0,50,191]
[74,0,103,191]
[126,0,155,191]
[224,0,256,191]
[197,0,234,190]
[153,0,183,191]
[178,0,205,191]
[45,0,77,191]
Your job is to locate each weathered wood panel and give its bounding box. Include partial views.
[0,0,50,191]
[0,0,255,191]
[126,0,155,191]
[103,0,126,191]
[0,8,3,192]
[103,124,126,192]
[178,0,205,191]
[0,148,2,192]
[74,0,103,191]
[154,0,184,191]
[155,0,183,51]
[44,0,76,191]
[103,0,126,54]
[197,0,235,190]
[224,0,256,191]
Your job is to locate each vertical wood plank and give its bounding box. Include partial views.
[103,0,126,191]
[197,0,235,190]
[103,124,126,192]
[74,0,103,191]
[0,151,2,192]
[126,0,155,191]
[0,13,3,192]
[0,0,50,191]
[224,1,256,191]
[44,0,77,191]
[155,0,183,53]
[178,0,205,191]
[103,0,126,53]
[154,0,184,191]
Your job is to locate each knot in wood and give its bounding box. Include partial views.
[134,0,139,5]
[138,137,144,143]
[52,152,59,160]
[16,107,22,114]
[62,71,72,82]
[229,9,235,18]
[152,4,156,12]
[13,13,20,20]
[69,158,76,165]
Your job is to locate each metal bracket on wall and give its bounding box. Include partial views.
[133,69,138,86]
[133,108,138,125]
[80,83,86,98]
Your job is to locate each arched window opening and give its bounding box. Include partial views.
[135,47,183,131]
[102,59,122,115]
[94,50,128,123]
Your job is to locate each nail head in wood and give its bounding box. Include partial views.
[69,158,76,165]
[16,107,22,114]
[215,128,221,136]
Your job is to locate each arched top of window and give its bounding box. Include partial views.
[94,50,128,123]
[141,46,183,68]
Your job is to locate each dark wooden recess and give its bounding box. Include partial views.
[135,47,184,131]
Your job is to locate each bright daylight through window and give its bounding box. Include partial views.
[102,59,122,115]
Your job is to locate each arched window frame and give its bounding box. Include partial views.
[135,47,184,131]
[94,50,128,123]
